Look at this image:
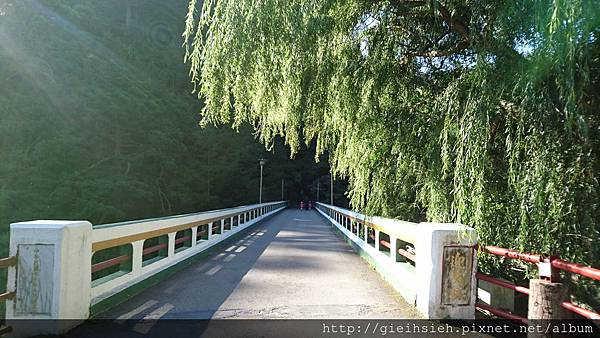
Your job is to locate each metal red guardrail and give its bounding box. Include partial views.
[476,245,600,321]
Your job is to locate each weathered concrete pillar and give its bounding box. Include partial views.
[528,280,568,319]
[527,279,569,338]
[415,223,477,319]
[6,220,92,336]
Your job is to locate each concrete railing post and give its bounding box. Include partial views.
[6,220,92,336]
[167,232,176,258]
[390,235,399,262]
[191,227,198,247]
[415,223,477,319]
[131,240,144,276]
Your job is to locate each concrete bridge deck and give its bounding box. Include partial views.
[96,209,421,321]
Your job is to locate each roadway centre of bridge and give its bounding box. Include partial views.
[100,209,422,320]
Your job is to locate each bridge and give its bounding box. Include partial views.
[1,202,599,337]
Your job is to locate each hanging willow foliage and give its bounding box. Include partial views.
[184,0,600,269]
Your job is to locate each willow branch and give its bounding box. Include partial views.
[433,1,469,38]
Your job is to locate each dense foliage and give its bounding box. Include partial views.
[186,0,600,274]
[0,0,256,232]
[0,0,347,307]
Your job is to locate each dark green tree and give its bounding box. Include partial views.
[0,1,331,312]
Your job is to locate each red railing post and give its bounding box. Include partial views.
[475,245,600,322]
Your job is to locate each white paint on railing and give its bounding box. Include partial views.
[90,202,286,305]
[315,204,418,305]
[313,203,419,244]
[5,202,286,337]
[316,202,477,320]
[92,203,282,245]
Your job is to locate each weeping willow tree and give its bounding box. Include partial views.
[184,0,600,271]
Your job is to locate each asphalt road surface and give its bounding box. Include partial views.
[69,209,421,337]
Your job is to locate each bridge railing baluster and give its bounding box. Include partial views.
[5,201,287,336]
[315,201,477,320]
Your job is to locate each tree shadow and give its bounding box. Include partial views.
[67,209,343,337]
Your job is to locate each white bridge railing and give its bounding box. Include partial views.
[315,202,477,319]
[4,201,286,336]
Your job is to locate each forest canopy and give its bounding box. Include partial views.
[0,0,337,250]
[185,0,600,268]
[0,1,347,313]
